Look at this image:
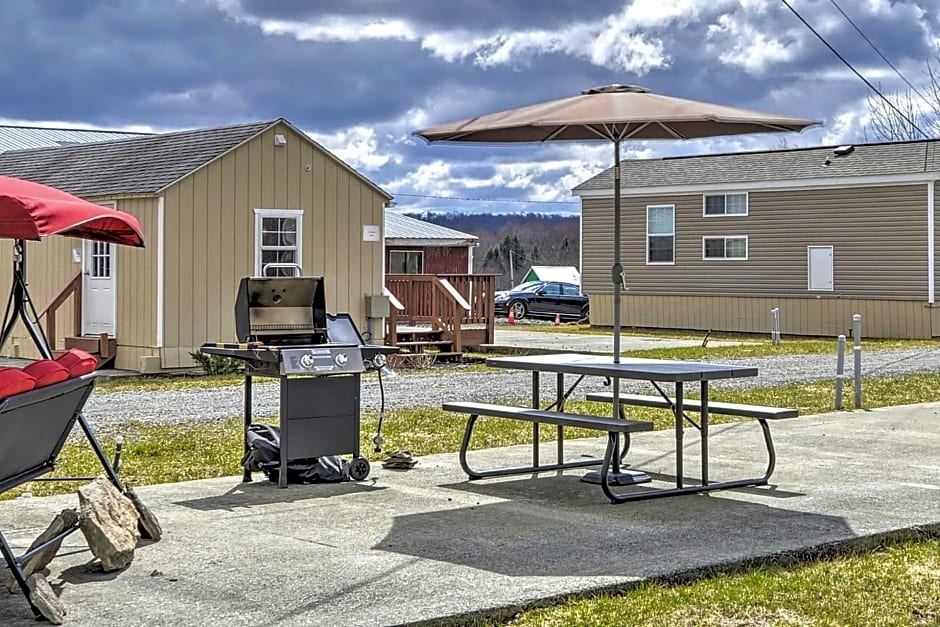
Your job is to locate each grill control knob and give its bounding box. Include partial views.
[334,353,348,368]
[300,354,315,369]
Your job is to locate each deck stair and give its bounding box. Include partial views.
[393,325,462,363]
[58,334,117,369]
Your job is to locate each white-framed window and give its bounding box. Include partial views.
[703,236,748,260]
[807,245,834,291]
[646,204,675,265]
[254,209,303,277]
[389,250,424,274]
[703,192,748,216]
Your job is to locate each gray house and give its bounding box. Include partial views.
[574,140,940,339]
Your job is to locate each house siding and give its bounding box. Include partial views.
[160,122,387,368]
[113,197,160,369]
[583,182,935,338]
[386,245,470,274]
[0,196,159,366]
[590,294,932,339]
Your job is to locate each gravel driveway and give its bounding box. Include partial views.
[84,347,939,428]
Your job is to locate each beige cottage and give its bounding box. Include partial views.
[0,119,392,371]
[574,139,940,339]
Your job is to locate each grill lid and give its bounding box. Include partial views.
[235,276,328,344]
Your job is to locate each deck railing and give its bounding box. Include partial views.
[385,274,497,351]
[38,270,82,349]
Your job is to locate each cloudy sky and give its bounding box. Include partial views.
[2,0,938,214]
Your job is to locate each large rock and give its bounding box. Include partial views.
[126,486,163,542]
[6,508,79,592]
[77,476,139,572]
[28,573,66,625]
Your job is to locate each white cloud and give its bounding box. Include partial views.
[307,125,399,172]
[707,13,796,73]
[258,17,417,42]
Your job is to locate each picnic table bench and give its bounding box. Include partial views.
[442,401,653,480]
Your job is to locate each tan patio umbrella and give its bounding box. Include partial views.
[414,84,821,362]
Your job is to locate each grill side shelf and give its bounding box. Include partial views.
[199,343,282,364]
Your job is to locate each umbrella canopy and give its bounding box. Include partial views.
[0,175,144,247]
[414,84,820,363]
[414,84,820,143]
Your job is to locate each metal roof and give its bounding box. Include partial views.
[0,125,151,153]
[384,211,478,246]
[0,121,274,197]
[573,139,940,192]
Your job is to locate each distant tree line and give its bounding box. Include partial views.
[409,212,580,290]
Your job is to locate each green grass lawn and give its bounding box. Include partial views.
[492,536,940,626]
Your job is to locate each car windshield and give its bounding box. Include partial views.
[511,282,543,292]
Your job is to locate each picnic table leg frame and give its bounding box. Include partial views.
[701,381,709,486]
[458,414,606,479]
[531,372,539,468]
[600,416,780,503]
[243,374,253,483]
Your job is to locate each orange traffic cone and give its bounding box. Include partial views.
[554,312,561,327]
[507,309,515,325]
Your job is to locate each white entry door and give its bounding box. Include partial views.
[82,240,116,335]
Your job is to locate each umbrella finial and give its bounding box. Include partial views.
[582,84,649,95]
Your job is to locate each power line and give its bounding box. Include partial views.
[393,192,578,205]
[779,0,930,139]
[827,0,930,105]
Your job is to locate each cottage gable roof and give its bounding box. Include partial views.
[0,120,273,197]
[573,139,940,193]
[0,125,151,152]
[385,211,478,246]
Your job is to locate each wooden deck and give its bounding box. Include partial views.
[385,274,496,358]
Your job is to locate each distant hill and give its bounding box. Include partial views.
[404,212,580,290]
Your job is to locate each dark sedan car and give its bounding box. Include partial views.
[494,281,589,321]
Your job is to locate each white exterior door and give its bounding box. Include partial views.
[82,240,116,335]
[807,246,834,291]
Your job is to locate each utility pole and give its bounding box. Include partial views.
[508,249,514,284]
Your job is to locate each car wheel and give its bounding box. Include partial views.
[509,300,527,320]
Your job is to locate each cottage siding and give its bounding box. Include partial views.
[113,197,159,369]
[0,237,75,358]
[582,182,933,338]
[386,246,470,274]
[0,197,158,365]
[160,122,386,368]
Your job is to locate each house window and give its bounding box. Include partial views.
[704,192,748,216]
[389,250,423,273]
[807,246,834,291]
[254,209,303,277]
[703,236,748,260]
[646,205,675,264]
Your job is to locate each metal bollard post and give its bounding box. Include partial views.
[853,314,862,409]
[835,334,845,410]
[770,308,780,345]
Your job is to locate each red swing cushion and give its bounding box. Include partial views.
[0,368,37,399]
[55,349,98,378]
[23,360,70,388]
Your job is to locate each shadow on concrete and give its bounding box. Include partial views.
[173,479,384,511]
[376,477,852,577]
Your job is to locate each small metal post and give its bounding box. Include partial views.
[853,314,862,409]
[770,308,781,345]
[835,334,846,410]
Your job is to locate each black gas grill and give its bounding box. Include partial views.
[201,276,396,488]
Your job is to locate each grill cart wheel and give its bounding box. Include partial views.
[349,457,371,481]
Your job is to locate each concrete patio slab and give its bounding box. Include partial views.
[1,403,938,626]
